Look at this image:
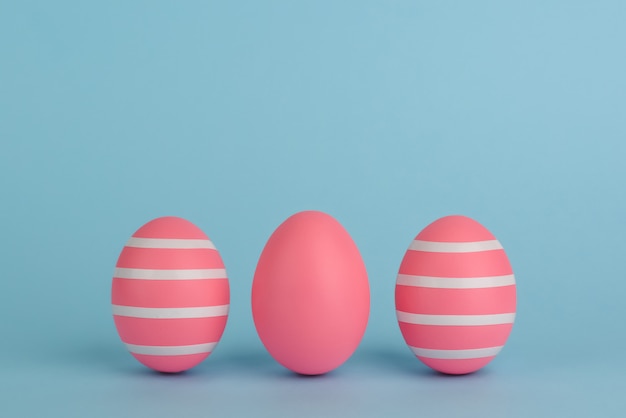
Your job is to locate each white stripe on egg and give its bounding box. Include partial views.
[409,240,503,253]
[112,304,230,319]
[396,274,516,289]
[113,268,228,280]
[409,345,504,360]
[396,311,516,326]
[125,342,218,356]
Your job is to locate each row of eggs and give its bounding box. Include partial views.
[112,211,516,375]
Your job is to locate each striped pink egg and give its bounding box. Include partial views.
[112,216,230,373]
[395,215,516,375]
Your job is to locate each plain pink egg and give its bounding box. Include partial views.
[252,211,370,375]
[395,215,516,375]
[112,216,230,373]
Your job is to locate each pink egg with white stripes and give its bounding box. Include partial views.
[112,217,230,373]
[395,215,516,375]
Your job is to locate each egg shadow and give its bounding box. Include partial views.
[200,346,353,381]
[356,346,493,380]
[272,367,344,380]
[194,347,278,377]
[355,346,430,376]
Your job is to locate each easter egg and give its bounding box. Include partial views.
[111,216,230,373]
[395,215,516,375]
[252,211,370,375]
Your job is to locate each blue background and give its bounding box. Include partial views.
[1,1,625,416]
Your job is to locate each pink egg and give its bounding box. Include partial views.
[252,211,370,375]
[395,215,516,375]
[112,217,230,373]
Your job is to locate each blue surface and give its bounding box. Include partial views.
[1,1,625,416]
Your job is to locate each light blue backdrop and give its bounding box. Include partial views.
[1,1,625,417]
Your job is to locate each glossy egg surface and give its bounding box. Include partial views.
[112,216,230,373]
[395,215,516,375]
[252,211,370,375]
